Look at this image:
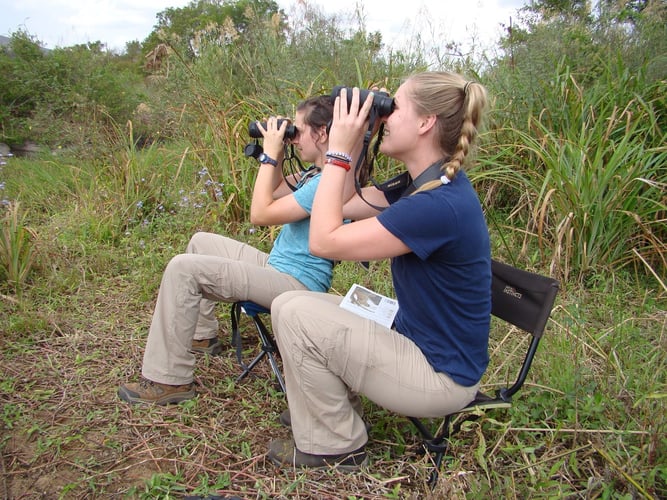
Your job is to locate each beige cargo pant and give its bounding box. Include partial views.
[141,232,308,385]
[271,290,479,455]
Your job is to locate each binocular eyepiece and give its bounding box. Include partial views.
[247,86,394,142]
[331,85,395,117]
[248,119,298,140]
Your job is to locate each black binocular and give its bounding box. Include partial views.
[247,85,393,143]
[248,119,298,140]
[331,85,395,117]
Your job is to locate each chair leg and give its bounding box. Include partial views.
[235,349,268,382]
[234,312,286,393]
[427,447,447,488]
[409,415,454,489]
[265,348,286,393]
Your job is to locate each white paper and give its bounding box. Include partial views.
[339,283,399,328]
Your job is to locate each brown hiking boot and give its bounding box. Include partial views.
[118,377,195,405]
[268,438,367,471]
[190,337,223,355]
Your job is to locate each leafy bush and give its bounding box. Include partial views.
[0,32,147,155]
[483,64,666,283]
[478,2,667,283]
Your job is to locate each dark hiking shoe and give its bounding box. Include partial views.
[268,438,367,471]
[118,377,195,405]
[190,337,223,355]
[278,408,292,427]
[279,409,372,433]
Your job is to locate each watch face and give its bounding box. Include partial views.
[258,153,276,165]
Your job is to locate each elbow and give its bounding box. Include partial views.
[249,211,259,225]
[250,201,273,225]
[249,210,266,226]
[309,242,323,258]
[309,237,331,259]
[250,215,269,226]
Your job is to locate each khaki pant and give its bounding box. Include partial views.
[271,290,479,455]
[142,232,308,385]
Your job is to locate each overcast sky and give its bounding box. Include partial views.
[0,0,526,53]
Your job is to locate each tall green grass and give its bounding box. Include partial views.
[482,63,666,284]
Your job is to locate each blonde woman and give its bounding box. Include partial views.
[268,72,492,470]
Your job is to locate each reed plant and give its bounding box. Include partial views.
[482,62,666,284]
[0,202,37,295]
[141,2,425,227]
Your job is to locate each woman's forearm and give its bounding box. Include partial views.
[310,163,347,255]
[250,160,283,224]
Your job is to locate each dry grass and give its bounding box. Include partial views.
[2,268,664,498]
[0,277,450,499]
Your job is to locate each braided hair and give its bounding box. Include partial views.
[406,72,488,192]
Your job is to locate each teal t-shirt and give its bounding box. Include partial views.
[267,172,333,292]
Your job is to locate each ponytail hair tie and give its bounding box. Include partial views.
[463,81,472,96]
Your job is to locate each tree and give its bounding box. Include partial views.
[143,0,283,60]
[528,0,591,21]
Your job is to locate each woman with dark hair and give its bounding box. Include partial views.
[119,95,358,404]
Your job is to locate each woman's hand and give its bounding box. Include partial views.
[256,116,289,159]
[328,88,375,155]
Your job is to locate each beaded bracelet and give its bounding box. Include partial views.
[325,157,351,171]
[325,151,353,163]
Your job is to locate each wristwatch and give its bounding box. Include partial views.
[258,153,278,167]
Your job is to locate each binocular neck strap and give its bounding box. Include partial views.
[283,144,308,192]
[400,158,447,197]
[353,109,390,212]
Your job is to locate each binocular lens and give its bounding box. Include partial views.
[248,119,298,140]
[331,85,395,117]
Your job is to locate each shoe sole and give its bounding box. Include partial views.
[117,386,196,405]
[268,454,368,472]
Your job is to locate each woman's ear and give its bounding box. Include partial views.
[418,114,437,135]
[318,124,329,143]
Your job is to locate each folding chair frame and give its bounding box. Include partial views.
[230,301,286,393]
[408,259,560,487]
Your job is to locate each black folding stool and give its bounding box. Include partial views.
[229,301,286,393]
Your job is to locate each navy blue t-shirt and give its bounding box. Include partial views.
[376,171,491,386]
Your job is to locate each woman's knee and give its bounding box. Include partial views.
[185,231,211,253]
[165,253,199,276]
[271,290,306,325]
[272,291,329,342]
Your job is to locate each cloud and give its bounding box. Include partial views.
[0,0,191,50]
[0,0,525,52]
[287,0,524,52]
